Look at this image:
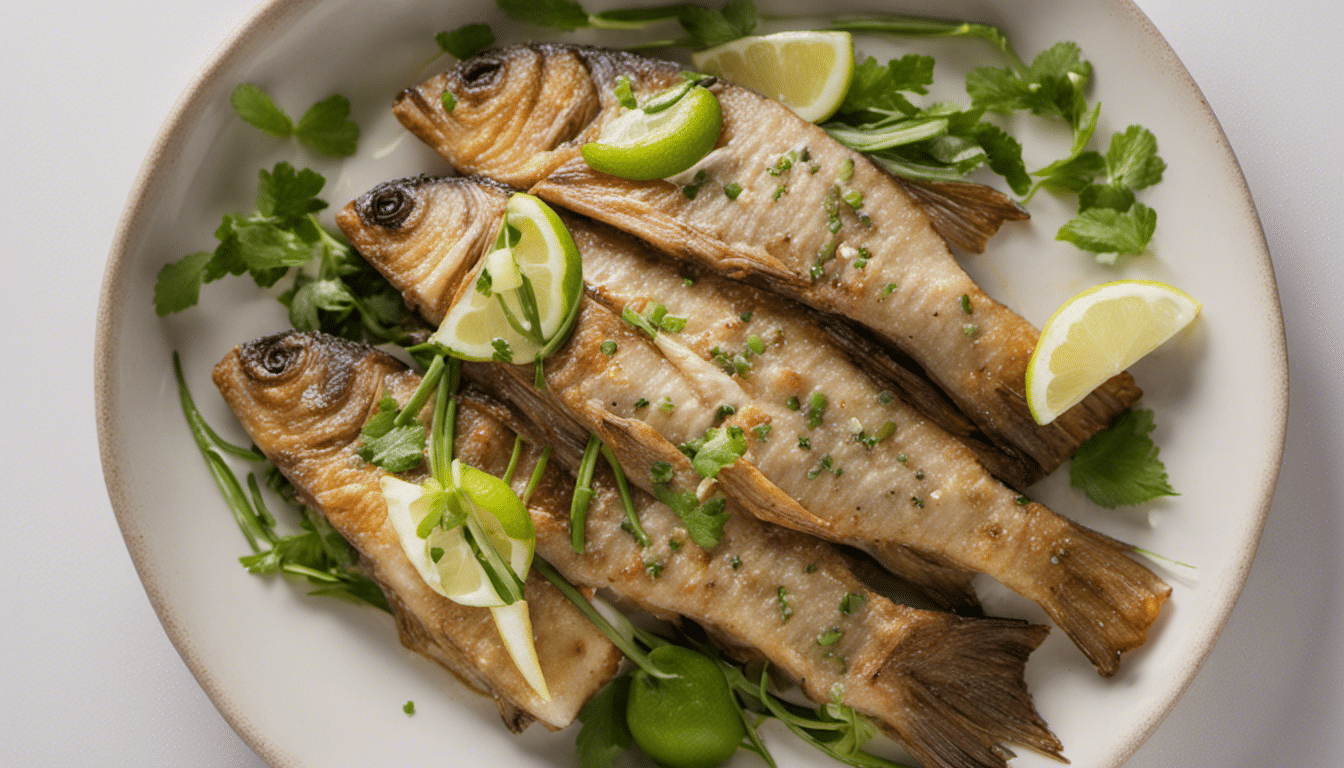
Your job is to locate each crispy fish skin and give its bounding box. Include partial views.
[422,382,1065,768]
[392,42,1142,480]
[336,176,1171,677]
[211,331,622,732]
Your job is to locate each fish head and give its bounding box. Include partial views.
[213,331,403,469]
[393,43,683,187]
[337,175,512,325]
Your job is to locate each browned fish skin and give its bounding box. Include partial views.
[399,375,1066,768]
[336,176,1171,677]
[211,331,623,732]
[392,42,1142,480]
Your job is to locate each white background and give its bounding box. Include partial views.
[2,0,1338,766]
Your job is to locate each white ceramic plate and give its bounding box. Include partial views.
[96,0,1287,766]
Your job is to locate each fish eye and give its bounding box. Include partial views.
[262,345,294,374]
[459,57,502,89]
[359,182,416,230]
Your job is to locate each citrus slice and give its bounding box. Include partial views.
[430,193,582,363]
[581,84,722,180]
[1026,280,1201,424]
[380,462,549,700]
[691,31,854,123]
[380,466,534,608]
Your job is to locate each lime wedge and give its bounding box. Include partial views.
[430,193,582,363]
[692,31,854,123]
[1026,280,1201,424]
[581,84,722,180]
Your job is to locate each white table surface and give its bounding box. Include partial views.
[3,0,1337,765]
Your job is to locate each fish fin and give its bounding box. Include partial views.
[891,175,1030,255]
[1027,512,1172,676]
[858,613,1066,768]
[989,371,1144,476]
[714,461,833,539]
[533,167,809,288]
[863,541,982,614]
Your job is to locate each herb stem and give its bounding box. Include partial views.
[600,445,651,547]
[570,434,602,553]
[522,446,551,504]
[532,557,674,680]
[502,434,524,485]
[394,354,447,428]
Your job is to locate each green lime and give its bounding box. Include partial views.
[430,193,582,363]
[582,85,722,181]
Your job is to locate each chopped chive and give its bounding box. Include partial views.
[730,554,742,569]
[817,627,844,646]
[502,434,524,485]
[600,340,618,355]
[634,397,650,409]
[747,335,765,355]
[877,390,894,405]
[739,310,753,322]
[752,423,772,442]
[723,181,743,200]
[963,323,980,338]
[657,397,675,413]
[777,586,793,623]
[441,91,457,112]
[797,436,811,450]
[650,460,675,484]
[786,395,800,411]
[570,435,602,553]
[839,592,867,615]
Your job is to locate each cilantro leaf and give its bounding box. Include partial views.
[153,251,212,316]
[1033,149,1105,194]
[651,483,730,549]
[295,95,360,157]
[576,676,633,768]
[230,84,293,137]
[256,162,327,224]
[677,0,757,48]
[287,277,356,332]
[973,122,1030,195]
[435,23,495,60]
[690,426,746,479]
[1078,182,1136,213]
[1069,408,1177,508]
[1105,124,1165,190]
[836,55,931,118]
[1057,202,1156,259]
[357,397,427,472]
[496,0,591,31]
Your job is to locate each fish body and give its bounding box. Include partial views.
[335,176,1170,677]
[393,43,1143,481]
[212,331,622,731]
[229,330,1064,768]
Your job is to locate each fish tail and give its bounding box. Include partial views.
[865,613,1065,768]
[1029,514,1171,677]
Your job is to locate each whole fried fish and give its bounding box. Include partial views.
[223,330,1065,768]
[336,176,1170,677]
[392,43,1143,481]
[212,331,623,732]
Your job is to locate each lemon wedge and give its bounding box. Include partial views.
[692,31,855,123]
[1026,280,1201,424]
[582,84,722,180]
[430,193,582,364]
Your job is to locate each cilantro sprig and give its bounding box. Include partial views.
[1069,408,1177,508]
[154,161,421,346]
[230,84,360,157]
[496,0,758,48]
[173,353,388,611]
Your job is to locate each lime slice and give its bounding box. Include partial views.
[380,464,549,700]
[380,471,534,607]
[430,193,582,363]
[692,31,854,123]
[581,85,722,180]
[1026,280,1201,424]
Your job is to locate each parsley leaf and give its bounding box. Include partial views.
[1056,203,1157,262]
[575,676,633,768]
[357,396,427,472]
[690,426,746,479]
[1069,408,1177,508]
[229,85,359,157]
[678,0,757,48]
[230,84,293,136]
[153,251,212,316]
[294,95,360,157]
[496,0,590,31]
[435,23,495,60]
